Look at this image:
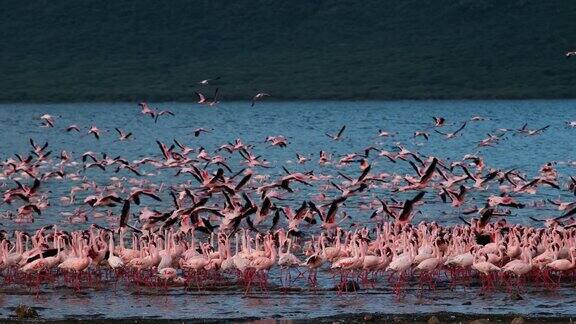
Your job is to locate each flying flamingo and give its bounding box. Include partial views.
[251,93,270,107]
[326,126,346,141]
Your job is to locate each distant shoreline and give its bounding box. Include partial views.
[0,97,576,105]
[2,312,574,323]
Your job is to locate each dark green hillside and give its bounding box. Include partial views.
[1,0,575,101]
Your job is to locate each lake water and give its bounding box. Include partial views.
[0,100,575,319]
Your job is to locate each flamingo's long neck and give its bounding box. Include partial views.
[278,230,286,251]
[118,229,125,251]
[350,240,358,258]
[358,242,366,264]
[278,238,286,257]
[170,232,176,254]
[109,234,115,256]
[219,237,226,259]
[225,237,232,259]
[247,235,253,254]
[268,239,277,262]
[163,232,170,253]
[254,236,260,253]
[191,231,197,253]
[151,243,158,258]
[56,237,61,258]
[520,247,529,263]
[287,239,293,255]
[139,239,146,257]
[241,232,247,255]
[24,236,30,253]
[436,244,443,261]
[15,232,21,254]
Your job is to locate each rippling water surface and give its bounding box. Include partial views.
[0,100,575,319]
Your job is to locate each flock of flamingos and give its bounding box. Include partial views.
[2,101,576,297]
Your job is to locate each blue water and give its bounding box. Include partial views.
[0,100,575,319]
[1,100,574,229]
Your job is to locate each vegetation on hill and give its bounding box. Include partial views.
[1,0,575,101]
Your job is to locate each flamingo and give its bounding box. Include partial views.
[198,77,220,85]
[251,93,270,107]
[326,125,346,141]
[88,126,101,139]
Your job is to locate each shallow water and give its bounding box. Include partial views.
[0,100,576,319]
[2,273,576,319]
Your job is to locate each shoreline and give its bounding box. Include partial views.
[1,312,575,323]
[1,98,576,105]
